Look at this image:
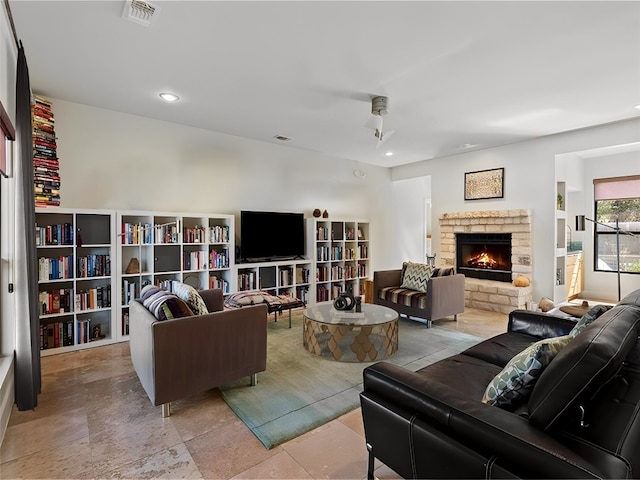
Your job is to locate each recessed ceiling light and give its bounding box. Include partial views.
[635,104,640,110]
[461,143,478,149]
[159,92,180,102]
[385,151,393,156]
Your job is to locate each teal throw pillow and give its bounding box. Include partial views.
[482,335,572,409]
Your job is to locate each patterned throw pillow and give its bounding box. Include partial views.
[482,335,572,409]
[172,281,209,315]
[569,304,613,338]
[400,262,433,293]
[139,286,194,321]
[432,267,455,277]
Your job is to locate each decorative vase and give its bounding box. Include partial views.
[322,209,329,218]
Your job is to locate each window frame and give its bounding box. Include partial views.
[0,100,15,177]
[593,176,640,275]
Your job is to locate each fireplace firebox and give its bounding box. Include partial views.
[456,233,512,282]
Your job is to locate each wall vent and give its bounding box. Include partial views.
[273,135,292,142]
[123,0,159,27]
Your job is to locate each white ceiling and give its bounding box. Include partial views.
[9,0,640,168]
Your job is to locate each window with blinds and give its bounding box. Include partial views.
[593,175,640,273]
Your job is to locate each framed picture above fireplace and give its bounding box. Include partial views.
[464,167,504,200]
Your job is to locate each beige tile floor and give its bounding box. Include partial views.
[0,307,507,479]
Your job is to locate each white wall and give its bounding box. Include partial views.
[51,99,396,269]
[390,118,640,302]
[389,176,431,264]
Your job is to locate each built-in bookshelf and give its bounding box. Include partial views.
[306,218,370,303]
[36,208,371,354]
[116,211,234,341]
[36,208,116,355]
[236,259,312,303]
[554,181,567,303]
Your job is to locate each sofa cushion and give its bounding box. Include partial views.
[172,281,209,315]
[463,331,541,368]
[482,335,572,409]
[568,304,613,338]
[417,354,504,400]
[528,304,640,429]
[400,262,433,293]
[379,287,427,309]
[432,267,455,277]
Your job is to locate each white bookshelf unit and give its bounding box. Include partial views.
[116,211,234,340]
[36,208,116,356]
[236,259,312,303]
[307,218,370,303]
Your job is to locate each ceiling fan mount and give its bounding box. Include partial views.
[369,96,394,147]
[371,95,389,116]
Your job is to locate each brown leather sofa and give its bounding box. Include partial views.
[360,289,640,479]
[374,266,465,327]
[129,288,268,417]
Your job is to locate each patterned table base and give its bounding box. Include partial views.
[302,316,398,362]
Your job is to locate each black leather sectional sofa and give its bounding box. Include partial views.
[360,289,640,479]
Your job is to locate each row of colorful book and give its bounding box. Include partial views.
[32,95,60,207]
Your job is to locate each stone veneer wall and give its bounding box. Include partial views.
[439,210,533,314]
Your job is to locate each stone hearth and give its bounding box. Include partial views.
[439,210,533,314]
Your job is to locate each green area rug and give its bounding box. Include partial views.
[219,314,482,449]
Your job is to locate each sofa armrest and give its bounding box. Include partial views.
[374,269,402,293]
[361,362,630,479]
[198,288,224,312]
[129,300,157,402]
[427,273,465,320]
[508,310,576,338]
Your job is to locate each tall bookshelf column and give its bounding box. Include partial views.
[307,218,370,304]
[118,212,154,341]
[36,208,116,355]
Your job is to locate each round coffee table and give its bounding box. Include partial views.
[302,302,399,362]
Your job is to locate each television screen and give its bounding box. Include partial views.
[240,211,305,261]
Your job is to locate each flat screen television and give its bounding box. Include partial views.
[240,210,305,261]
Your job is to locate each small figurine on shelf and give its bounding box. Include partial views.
[322,209,329,218]
[91,324,105,341]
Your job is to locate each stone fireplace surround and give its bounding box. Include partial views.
[439,210,533,314]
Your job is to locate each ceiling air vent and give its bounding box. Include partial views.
[273,135,292,142]
[123,0,159,27]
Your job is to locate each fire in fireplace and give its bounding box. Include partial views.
[456,233,512,282]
